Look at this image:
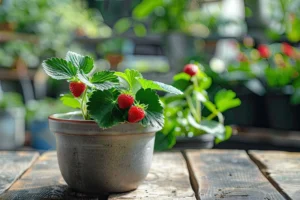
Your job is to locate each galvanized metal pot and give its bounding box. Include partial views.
[49,112,160,194]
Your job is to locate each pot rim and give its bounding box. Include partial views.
[48,112,162,135]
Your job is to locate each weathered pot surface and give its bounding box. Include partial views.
[49,112,161,194]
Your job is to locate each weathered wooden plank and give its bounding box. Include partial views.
[0,151,39,195]
[186,150,285,200]
[0,152,107,200]
[108,152,195,200]
[250,150,300,199]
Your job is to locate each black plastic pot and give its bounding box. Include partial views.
[224,90,267,128]
[173,134,214,150]
[265,94,300,130]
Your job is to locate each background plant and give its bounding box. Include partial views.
[155,63,241,151]
[0,0,111,67]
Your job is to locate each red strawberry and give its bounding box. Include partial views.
[117,94,134,109]
[128,106,145,123]
[257,44,270,58]
[282,42,293,57]
[69,81,86,97]
[183,64,198,76]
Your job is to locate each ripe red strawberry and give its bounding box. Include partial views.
[183,64,198,76]
[257,44,270,58]
[282,42,293,57]
[69,81,86,97]
[128,106,145,123]
[117,94,134,109]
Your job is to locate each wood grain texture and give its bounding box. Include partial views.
[186,150,285,200]
[108,152,195,200]
[0,152,107,200]
[0,151,39,195]
[250,150,300,199]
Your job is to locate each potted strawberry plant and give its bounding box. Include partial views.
[263,43,300,130]
[155,63,241,150]
[42,51,182,194]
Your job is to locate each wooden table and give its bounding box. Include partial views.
[0,150,299,200]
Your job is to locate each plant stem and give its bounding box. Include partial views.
[185,95,200,123]
[206,112,224,124]
[81,88,88,120]
[193,77,201,123]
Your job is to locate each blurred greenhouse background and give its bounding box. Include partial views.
[1,0,300,151]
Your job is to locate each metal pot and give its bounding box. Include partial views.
[49,112,160,194]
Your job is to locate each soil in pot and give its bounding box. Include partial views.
[265,93,300,130]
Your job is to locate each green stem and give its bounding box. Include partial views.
[206,112,217,120]
[206,112,224,124]
[193,77,201,123]
[185,95,200,123]
[81,88,88,120]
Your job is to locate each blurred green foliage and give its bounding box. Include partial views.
[0,92,24,109]
[0,0,111,67]
[114,0,241,37]
[266,0,300,42]
[26,98,74,123]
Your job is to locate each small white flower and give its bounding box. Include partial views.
[210,58,226,73]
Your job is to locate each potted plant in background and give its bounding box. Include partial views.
[0,91,25,150]
[155,63,241,150]
[97,38,127,70]
[42,51,182,193]
[263,42,300,130]
[208,37,266,127]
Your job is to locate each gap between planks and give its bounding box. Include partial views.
[181,151,200,200]
[0,151,40,195]
[248,151,291,200]
[185,149,287,200]
[248,150,300,200]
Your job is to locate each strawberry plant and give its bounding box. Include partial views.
[155,64,241,151]
[42,51,182,128]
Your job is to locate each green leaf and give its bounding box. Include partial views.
[188,115,225,137]
[136,89,164,128]
[214,90,241,112]
[66,51,94,74]
[173,73,191,81]
[87,90,125,128]
[154,130,176,151]
[198,76,212,90]
[115,69,143,94]
[172,79,190,91]
[133,0,164,19]
[137,78,183,95]
[114,18,132,34]
[265,67,294,88]
[60,94,81,109]
[80,56,94,74]
[215,126,232,144]
[78,71,119,91]
[42,58,77,80]
[133,23,147,37]
[291,88,300,105]
[91,71,119,90]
